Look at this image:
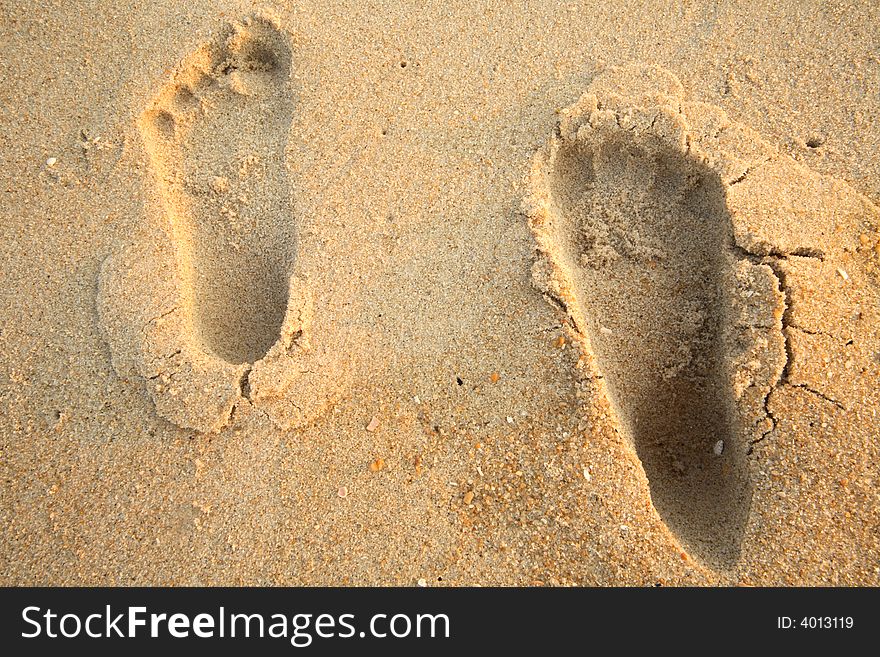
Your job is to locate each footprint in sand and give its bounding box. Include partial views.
[524,65,794,567]
[98,14,343,433]
[142,15,295,365]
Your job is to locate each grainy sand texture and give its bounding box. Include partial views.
[2,1,879,585]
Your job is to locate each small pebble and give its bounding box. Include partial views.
[714,440,725,456]
[337,486,348,498]
[837,267,849,281]
[417,578,427,587]
[46,157,57,167]
[599,326,613,335]
[506,416,514,424]
[366,416,380,432]
[210,176,229,194]
[370,458,385,472]
[490,371,500,383]
[463,491,475,505]
[554,335,566,348]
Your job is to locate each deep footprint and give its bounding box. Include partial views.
[553,128,747,564]
[526,65,788,567]
[140,16,296,364]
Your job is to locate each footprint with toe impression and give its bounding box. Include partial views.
[525,65,790,567]
[98,14,344,433]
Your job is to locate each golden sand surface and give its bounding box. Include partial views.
[1,1,879,585]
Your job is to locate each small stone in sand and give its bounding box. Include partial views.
[337,486,348,498]
[836,267,849,281]
[370,457,385,472]
[554,335,566,348]
[46,157,57,167]
[366,416,380,432]
[463,491,474,505]
[714,440,724,456]
[490,371,500,383]
[417,578,427,587]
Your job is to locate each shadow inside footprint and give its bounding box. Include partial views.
[140,16,296,364]
[545,124,750,567]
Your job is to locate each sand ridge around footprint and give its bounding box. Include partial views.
[524,64,880,568]
[97,13,345,434]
